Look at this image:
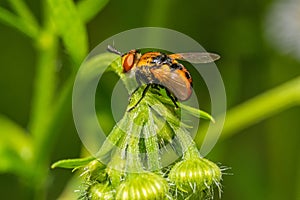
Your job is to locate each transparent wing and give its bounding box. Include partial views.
[150,67,192,101]
[169,52,220,63]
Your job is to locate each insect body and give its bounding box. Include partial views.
[107,45,220,110]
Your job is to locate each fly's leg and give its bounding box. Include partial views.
[127,84,151,112]
[165,89,179,108]
[128,70,150,111]
[150,84,163,96]
[156,85,179,108]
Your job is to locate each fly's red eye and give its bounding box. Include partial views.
[123,54,134,72]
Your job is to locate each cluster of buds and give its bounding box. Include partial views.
[80,157,222,200]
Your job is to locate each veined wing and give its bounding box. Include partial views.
[150,66,192,101]
[169,52,220,63]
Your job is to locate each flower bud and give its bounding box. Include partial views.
[116,172,169,200]
[168,158,221,194]
[86,182,114,200]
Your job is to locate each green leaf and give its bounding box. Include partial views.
[47,0,88,67]
[0,115,33,176]
[141,87,215,122]
[77,0,110,22]
[180,104,215,123]
[51,157,95,169]
[146,94,192,128]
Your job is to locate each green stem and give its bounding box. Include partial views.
[34,74,74,164]
[8,0,39,35]
[0,7,38,38]
[29,26,57,139]
[144,0,170,27]
[31,74,74,200]
[220,76,300,139]
[28,0,90,196]
[76,0,110,23]
[22,7,58,199]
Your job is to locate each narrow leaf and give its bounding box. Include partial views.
[180,103,215,123]
[47,0,88,67]
[51,157,95,169]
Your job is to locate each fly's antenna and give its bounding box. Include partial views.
[107,44,122,55]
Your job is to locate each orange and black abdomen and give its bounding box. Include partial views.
[149,61,193,101]
[169,63,193,86]
[168,63,193,101]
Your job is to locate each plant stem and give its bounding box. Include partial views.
[144,0,170,27]
[29,27,57,140]
[34,75,74,163]
[0,7,38,38]
[220,76,300,139]
[76,0,110,23]
[8,0,39,34]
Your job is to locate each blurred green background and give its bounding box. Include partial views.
[0,0,300,199]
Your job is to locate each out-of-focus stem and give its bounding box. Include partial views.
[221,76,300,139]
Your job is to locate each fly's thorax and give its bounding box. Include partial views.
[137,52,172,67]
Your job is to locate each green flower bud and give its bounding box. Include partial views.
[116,173,169,200]
[168,158,222,194]
[86,182,114,200]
